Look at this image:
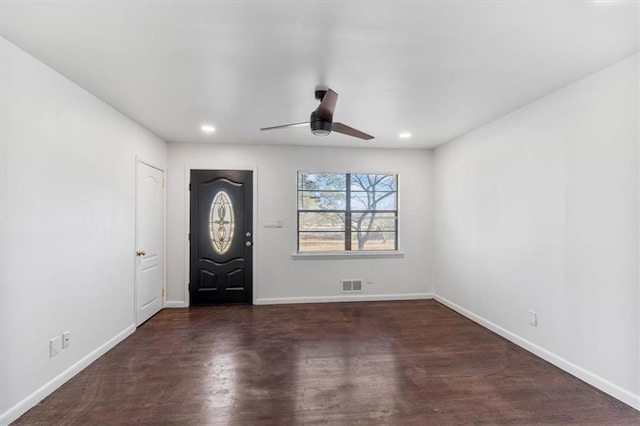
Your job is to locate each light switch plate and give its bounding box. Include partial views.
[263,219,283,228]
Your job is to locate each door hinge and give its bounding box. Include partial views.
[162,288,165,297]
[162,178,165,188]
[188,233,191,241]
[189,183,191,191]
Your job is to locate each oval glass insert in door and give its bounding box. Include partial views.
[209,190,235,254]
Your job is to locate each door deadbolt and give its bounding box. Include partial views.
[136,250,146,256]
[246,232,252,238]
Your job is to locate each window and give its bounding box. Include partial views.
[297,172,398,252]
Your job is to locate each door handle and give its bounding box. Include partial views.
[136,250,146,256]
[245,241,252,247]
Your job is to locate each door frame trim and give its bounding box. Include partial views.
[134,156,167,324]
[183,165,258,307]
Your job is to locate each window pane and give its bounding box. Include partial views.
[298,190,346,210]
[299,232,345,251]
[351,232,396,251]
[299,173,346,191]
[299,212,346,232]
[350,191,396,211]
[350,174,396,192]
[351,212,397,232]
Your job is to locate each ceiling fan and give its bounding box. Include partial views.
[260,88,374,140]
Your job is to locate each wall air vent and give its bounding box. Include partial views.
[341,279,363,293]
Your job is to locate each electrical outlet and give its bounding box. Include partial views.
[50,337,60,357]
[528,310,537,327]
[62,331,71,349]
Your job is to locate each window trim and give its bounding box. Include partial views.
[291,250,405,260]
[297,171,399,253]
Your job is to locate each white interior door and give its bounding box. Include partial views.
[135,161,164,325]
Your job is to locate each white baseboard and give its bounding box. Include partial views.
[0,324,136,426]
[164,300,186,308]
[255,292,434,305]
[434,295,640,411]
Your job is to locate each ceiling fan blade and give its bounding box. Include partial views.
[260,122,309,131]
[316,88,338,121]
[332,122,374,140]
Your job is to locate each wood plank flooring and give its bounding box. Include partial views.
[14,300,640,425]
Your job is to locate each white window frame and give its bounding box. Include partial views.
[294,172,401,258]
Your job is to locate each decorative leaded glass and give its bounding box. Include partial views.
[209,191,235,254]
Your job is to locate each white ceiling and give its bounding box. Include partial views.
[1,1,638,149]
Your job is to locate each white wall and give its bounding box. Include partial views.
[0,38,167,423]
[166,143,432,306]
[433,54,639,408]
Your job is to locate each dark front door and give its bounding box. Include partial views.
[190,170,253,305]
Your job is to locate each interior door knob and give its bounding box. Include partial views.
[136,250,146,256]
[245,241,252,247]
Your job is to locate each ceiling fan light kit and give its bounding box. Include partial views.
[310,111,332,136]
[261,88,374,140]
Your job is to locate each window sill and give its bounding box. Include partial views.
[291,251,405,260]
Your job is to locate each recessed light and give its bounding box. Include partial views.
[399,132,412,139]
[201,125,216,133]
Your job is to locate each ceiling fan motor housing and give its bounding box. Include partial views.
[310,111,332,136]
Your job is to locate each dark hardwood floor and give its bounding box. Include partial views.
[14,300,640,425]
